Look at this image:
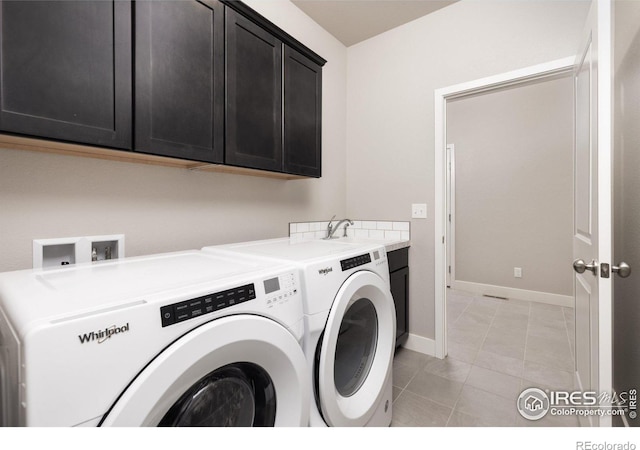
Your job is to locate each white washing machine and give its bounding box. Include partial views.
[0,250,309,427]
[204,238,396,427]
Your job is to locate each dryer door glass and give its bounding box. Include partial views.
[158,363,276,427]
[334,298,378,397]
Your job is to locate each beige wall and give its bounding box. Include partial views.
[447,76,574,296]
[613,0,640,396]
[346,1,589,340]
[0,0,347,273]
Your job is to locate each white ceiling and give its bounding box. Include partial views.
[292,0,458,47]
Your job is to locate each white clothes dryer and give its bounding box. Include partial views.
[0,251,309,427]
[204,238,396,427]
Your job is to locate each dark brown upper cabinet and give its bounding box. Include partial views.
[225,7,283,172]
[223,2,325,177]
[284,46,322,177]
[0,0,132,149]
[135,0,224,163]
[0,0,325,178]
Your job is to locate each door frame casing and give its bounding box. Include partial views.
[433,56,575,359]
[446,144,456,288]
[592,0,613,427]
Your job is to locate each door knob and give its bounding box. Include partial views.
[612,262,631,278]
[573,259,598,275]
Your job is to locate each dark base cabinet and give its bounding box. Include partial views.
[388,247,409,348]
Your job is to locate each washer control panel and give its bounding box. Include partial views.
[340,252,372,271]
[265,272,297,309]
[160,284,256,327]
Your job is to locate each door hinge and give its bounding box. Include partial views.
[449,214,451,222]
[448,265,451,274]
[601,263,610,278]
[442,236,445,244]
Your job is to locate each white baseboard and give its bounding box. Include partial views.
[401,333,436,357]
[451,280,574,308]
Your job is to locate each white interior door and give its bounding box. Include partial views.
[573,0,613,427]
[612,0,640,428]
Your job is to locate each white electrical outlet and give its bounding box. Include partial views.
[412,203,427,219]
[514,267,522,278]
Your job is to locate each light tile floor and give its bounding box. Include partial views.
[391,289,579,427]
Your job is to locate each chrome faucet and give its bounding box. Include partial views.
[324,216,353,239]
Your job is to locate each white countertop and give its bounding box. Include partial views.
[324,237,410,253]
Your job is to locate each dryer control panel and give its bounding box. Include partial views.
[264,272,297,309]
[340,252,372,271]
[160,284,256,327]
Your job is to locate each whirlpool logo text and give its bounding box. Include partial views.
[318,267,333,276]
[78,323,130,344]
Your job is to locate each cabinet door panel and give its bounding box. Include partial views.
[390,267,409,345]
[225,8,282,172]
[284,46,321,177]
[135,0,223,163]
[387,247,409,272]
[0,0,131,149]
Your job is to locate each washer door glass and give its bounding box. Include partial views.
[159,363,276,427]
[334,298,378,397]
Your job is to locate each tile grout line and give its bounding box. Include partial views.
[445,294,497,426]
[480,297,525,426]
[518,300,534,426]
[445,290,475,427]
[521,306,577,390]
[391,353,429,426]
[393,353,433,407]
[470,297,520,426]
[447,291,555,426]
[445,343,475,427]
[449,292,474,328]
[472,294,498,364]
[444,294,579,426]
[392,360,420,404]
[394,353,462,426]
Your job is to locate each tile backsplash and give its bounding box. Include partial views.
[289,220,410,241]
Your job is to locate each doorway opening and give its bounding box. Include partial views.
[434,57,575,362]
